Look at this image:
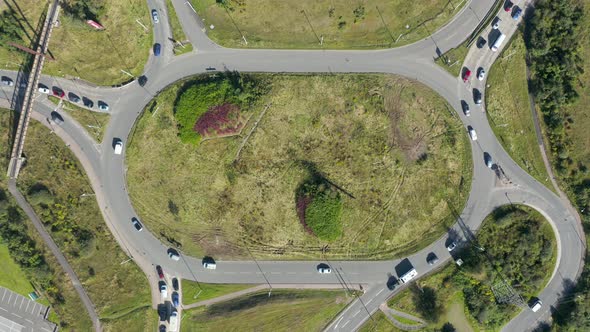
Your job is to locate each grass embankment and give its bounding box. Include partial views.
[386,205,556,331]
[14,115,152,328]
[44,0,151,85]
[165,0,193,55]
[191,0,465,49]
[127,74,471,260]
[48,96,110,142]
[485,34,551,189]
[0,109,91,329]
[182,280,255,305]
[359,311,402,332]
[181,289,352,331]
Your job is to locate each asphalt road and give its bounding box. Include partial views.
[0,0,585,331]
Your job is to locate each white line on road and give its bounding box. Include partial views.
[333,316,344,329]
[352,310,360,317]
[185,1,197,14]
[342,320,350,328]
[366,298,373,305]
[376,288,384,296]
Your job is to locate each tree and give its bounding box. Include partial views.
[411,285,440,322]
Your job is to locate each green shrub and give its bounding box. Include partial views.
[304,188,342,241]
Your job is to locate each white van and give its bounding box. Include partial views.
[114,140,123,155]
[491,33,506,52]
[169,311,178,331]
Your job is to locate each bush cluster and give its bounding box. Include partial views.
[297,179,342,242]
[174,72,266,144]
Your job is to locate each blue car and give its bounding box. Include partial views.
[512,7,522,21]
[153,43,161,56]
[172,292,179,307]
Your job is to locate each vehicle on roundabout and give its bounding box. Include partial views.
[167,248,180,261]
[426,252,439,265]
[50,111,64,125]
[386,276,399,290]
[113,138,123,155]
[98,101,109,111]
[159,282,168,298]
[131,217,143,231]
[468,127,478,141]
[202,257,217,270]
[461,100,470,116]
[151,9,159,23]
[462,69,471,82]
[477,68,486,80]
[447,241,457,251]
[317,263,332,274]
[156,265,164,279]
[530,299,542,312]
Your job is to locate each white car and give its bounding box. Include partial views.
[203,262,217,270]
[492,17,501,29]
[531,300,542,312]
[447,241,457,251]
[477,68,486,81]
[114,140,123,155]
[1,78,13,86]
[160,283,168,298]
[469,128,478,141]
[38,86,50,94]
[151,9,159,23]
[317,267,332,274]
[98,102,109,111]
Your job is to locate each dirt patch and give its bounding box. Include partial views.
[384,80,428,162]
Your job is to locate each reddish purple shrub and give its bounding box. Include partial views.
[296,195,314,235]
[193,103,245,138]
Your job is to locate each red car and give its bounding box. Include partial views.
[462,69,472,83]
[156,265,164,279]
[52,88,65,98]
[504,1,514,12]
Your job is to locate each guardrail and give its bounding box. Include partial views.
[7,0,60,178]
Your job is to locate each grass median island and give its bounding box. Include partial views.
[165,0,193,55]
[14,116,152,328]
[191,0,466,49]
[485,34,552,189]
[181,280,255,305]
[386,205,556,331]
[127,73,471,259]
[181,289,353,331]
[48,96,110,142]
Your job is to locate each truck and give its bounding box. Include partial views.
[491,33,506,52]
[169,311,178,332]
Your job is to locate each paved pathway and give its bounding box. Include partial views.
[378,304,426,331]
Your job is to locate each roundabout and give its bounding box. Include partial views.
[0,0,585,331]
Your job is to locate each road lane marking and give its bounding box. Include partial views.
[376,289,384,296]
[287,272,296,275]
[353,310,360,317]
[366,298,373,305]
[342,320,350,328]
[333,316,344,329]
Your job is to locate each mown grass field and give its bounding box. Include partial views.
[48,96,110,142]
[181,289,352,331]
[485,33,552,189]
[387,205,556,331]
[15,117,152,327]
[182,280,255,305]
[190,0,465,49]
[127,74,471,260]
[0,243,38,297]
[0,0,151,85]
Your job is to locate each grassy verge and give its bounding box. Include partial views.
[181,289,353,331]
[485,33,552,189]
[165,0,194,55]
[48,96,110,142]
[359,311,402,332]
[102,307,158,332]
[390,313,422,326]
[182,280,256,304]
[43,0,151,85]
[16,116,152,326]
[127,74,471,260]
[190,0,466,49]
[387,205,556,331]
[435,43,469,77]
